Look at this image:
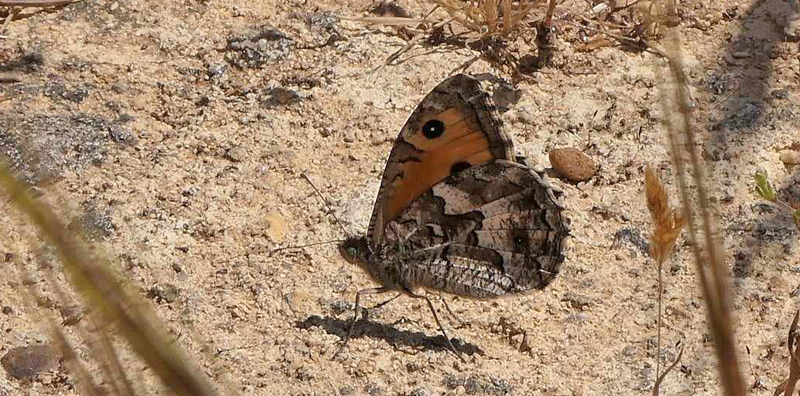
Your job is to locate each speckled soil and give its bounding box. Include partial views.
[1,0,799,395]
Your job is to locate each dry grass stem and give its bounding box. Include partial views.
[774,311,800,396]
[343,16,427,26]
[645,164,686,265]
[351,0,543,41]
[656,28,746,396]
[644,162,686,384]
[51,326,105,396]
[652,344,684,396]
[431,0,541,39]
[0,163,225,396]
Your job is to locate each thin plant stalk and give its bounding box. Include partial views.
[656,29,746,396]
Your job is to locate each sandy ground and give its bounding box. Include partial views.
[1,0,799,395]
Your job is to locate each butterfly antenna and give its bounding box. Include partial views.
[270,239,345,256]
[301,173,351,238]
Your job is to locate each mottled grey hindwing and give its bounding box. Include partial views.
[380,160,569,299]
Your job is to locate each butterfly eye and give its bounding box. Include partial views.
[346,247,358,258]
[422,119,445,139]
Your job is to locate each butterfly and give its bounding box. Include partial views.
[336,74,569,359]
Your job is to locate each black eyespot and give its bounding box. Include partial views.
[450,161,471,176]
[422,119,445,139]
[512,232,530,254]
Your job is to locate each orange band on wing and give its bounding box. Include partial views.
[383,120,495,223]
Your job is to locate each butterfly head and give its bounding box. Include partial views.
[338,236,371,266]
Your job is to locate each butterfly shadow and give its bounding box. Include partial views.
[296,313,484,357]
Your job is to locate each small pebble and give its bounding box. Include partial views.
[271,87,301,105]
[1,344,59,380]
[264,211,286,242]
[285,289,312,312]
[772,89,789,99]
[779,150,800,165]
[225,146,247,162]
[549,147,596,182]
[109,126,134,143]
[147,283,180,304]
[208,63,226,77]
[60,305,84,326]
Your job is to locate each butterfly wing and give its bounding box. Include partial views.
[368,74,514,246]
[380,160,569,298]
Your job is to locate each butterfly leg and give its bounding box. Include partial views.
[406,291,466,363]
[439,293,467,328]
[333,286,391,360]
[368,292,403,310]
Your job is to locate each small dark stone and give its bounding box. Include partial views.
[733,251,752,278]
[59,305,84,326]
[443,373,462,389]
[208,64,226,77]
[613,228,650,255]
[109,126,134,143]
[295,366,313,381]
[4,253,13,262]
[116,113,135,123]
[64,86,90,103]
[408,388,431,396]
[224,146,247,163]
[2,306,13,315]
[369,1,411,17]
[772,89,789,100]
[752,202,774,214]
[330,300,351,315]
[562,292,592,310]
[172,262,183,273]
[111,83,127,94]
[306,11,339,32]
[364,383,383,396]
[464,374,513,396]
[268,87,302,105]
[564,313,588,324]
[339,386,355,396]
[225,26,293,69]
[147,283,180,304]
[12,52,45,71]
[1,344,59,380]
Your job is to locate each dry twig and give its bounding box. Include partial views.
[1,0,79,34]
